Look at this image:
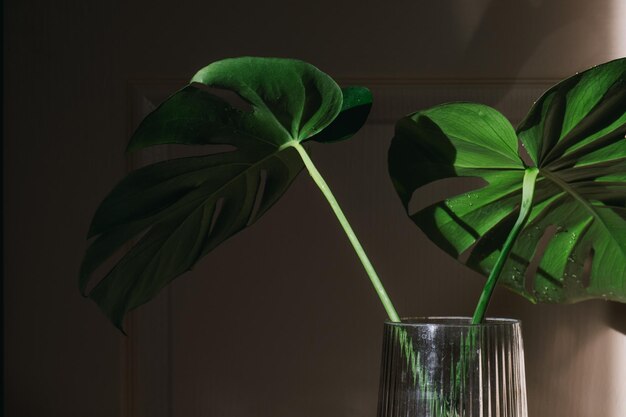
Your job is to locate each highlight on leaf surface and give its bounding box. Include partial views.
[80,57,373,329]
[389,58,626,304]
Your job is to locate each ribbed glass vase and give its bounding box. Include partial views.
[377,317,527,417]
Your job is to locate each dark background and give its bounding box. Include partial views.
[4,1,626,416]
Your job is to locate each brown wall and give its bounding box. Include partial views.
[4,1,625,416]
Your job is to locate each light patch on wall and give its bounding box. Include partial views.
[447,0,492,48]
[613,0,626,55]
[608,327,626,416]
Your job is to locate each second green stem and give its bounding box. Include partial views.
[291,142,401,323]
[471,167,539,324]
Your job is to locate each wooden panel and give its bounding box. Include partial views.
[6,1,624,416]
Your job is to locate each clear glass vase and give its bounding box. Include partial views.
[377,317,528,417]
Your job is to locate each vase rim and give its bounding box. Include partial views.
[384,316,521,327]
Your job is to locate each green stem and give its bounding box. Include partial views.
[471,167,539,324]
[291,142,401,322]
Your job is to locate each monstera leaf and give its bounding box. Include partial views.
[389,58,626,304]
[81,57,372,329]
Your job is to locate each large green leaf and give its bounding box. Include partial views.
[81,57,372,329]
[389,58,626,304]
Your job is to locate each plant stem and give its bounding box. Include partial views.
[291,142,401,322]
[471,167,539,324]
